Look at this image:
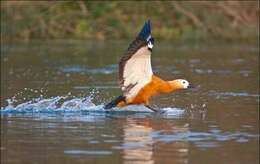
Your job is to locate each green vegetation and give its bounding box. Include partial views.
[1,1,258,41]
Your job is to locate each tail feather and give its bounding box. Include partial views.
[104,95,126,109]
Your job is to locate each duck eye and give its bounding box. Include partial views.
[182,81,185,84]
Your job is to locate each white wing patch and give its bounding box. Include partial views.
[122,47,153,99]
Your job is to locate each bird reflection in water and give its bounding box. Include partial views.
[121,118,189,164]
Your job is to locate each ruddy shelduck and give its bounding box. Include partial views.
[104,20,193,111]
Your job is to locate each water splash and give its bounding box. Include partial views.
[1,96,100,113]
[1,95,186,117]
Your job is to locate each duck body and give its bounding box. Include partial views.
[106,75,189,109]
[104,20,192,110]
[122,75,171,106]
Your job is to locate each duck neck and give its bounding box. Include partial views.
[159,81,176,93]
[152,76,179,94]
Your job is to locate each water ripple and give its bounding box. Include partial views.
[208,90,259,100]
[152,131,259,145]
[64,150,112,156]
[60,65,117,74]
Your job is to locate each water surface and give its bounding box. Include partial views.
[1,40,259,164]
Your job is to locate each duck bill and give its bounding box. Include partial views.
[188,84,195,88]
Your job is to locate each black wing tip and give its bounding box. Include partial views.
[104,95,125,109]
[138,20,151,40]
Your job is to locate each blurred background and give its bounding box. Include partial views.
[1,1,259,42]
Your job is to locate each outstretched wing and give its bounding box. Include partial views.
[119,20,154,99]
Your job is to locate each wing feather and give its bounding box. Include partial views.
[118,38,153,99]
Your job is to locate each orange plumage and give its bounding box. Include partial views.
[117,75,187,107]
